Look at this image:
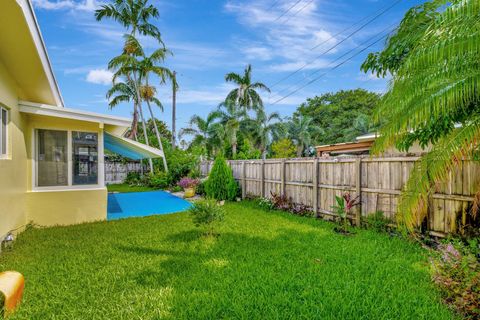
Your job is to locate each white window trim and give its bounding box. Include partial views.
[32,127,105,192]
[0,106,8,159]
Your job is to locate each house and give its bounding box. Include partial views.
[0,0,163,241]
[315,133,431,157]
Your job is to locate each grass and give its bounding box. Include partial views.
[106,183,157,193]
[0,202,455,319]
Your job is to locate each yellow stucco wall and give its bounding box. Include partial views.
[26,188,107,227]
[0,59,28,239]
[24,115,108,226]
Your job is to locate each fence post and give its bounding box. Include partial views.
[281,159,286,196]
[355,157,362,226]
[313,158,319,217]
[242,161,246,199]
[261,160,265,197]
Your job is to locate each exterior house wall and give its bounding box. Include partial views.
[24,115,108,226]
[0,60,28,239]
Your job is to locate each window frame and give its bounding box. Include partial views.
[0,106,8,159]
[32,127,105,191]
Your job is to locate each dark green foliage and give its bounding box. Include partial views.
[365,211,391,233]
[294,89,380,145]
[188,199,225,235]
[205,156,238,201]
[196,180,206,196]
[0,202,455,319]
[146,171,171,189]
[124,172,143,186]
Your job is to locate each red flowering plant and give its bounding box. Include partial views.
[177,177,200,189]
[332,192,360,234]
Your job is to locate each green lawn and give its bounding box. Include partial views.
[106,183,157,193]
[0,202,455,319]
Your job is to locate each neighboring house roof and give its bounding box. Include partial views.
[0,0,63,107]
[315,140,374,155]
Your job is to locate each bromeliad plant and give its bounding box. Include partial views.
[332,193,360,233]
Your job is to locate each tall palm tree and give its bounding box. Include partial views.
[106,78,139,138]
[214,101,247,157]
[371,0,480,230]
[95,0,163,42]
[225,64,271,111]
[288,115,324,157]
[179,112,221,156]
[245,109,283,159]
[138,47,173,172]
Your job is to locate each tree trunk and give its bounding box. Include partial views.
[146,99,168,172]
[232,143,237,158]
[128,105,139,139]
[296,145,303,158]
[171,71,177,149]
[138,103,154,173]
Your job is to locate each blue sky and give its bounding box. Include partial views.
[32,0,424,136]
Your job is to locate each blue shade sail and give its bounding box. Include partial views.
[104,131,164,160]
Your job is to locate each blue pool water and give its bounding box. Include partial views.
[107,191,192,220]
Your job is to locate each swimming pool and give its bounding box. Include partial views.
[107,191,192,220]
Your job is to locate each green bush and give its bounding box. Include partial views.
[188,199,225,235]
[124,171,143,186]
[146,171,170,189]
[365,211,391,232]
[196,180,206,196]
[205,156,238,201]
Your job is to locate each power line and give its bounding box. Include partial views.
[270,25,396,105]
[283,0,315,23]
[274,0,303,22]
[269,0,402,89]
[267,0,282,11]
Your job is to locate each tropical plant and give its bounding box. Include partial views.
[188,199,225,236]
[95,0,163,42]
[106,77,140,138]
[287,115,323,157]
[294,89,380,145]
[214,101,247,157]
[225,64,271,111]
[205,156,238,201]
[271,138,296,159]
[245,109,283,159]
[179,112,221,156]
[332,193,360,232]
[363,0,480,230]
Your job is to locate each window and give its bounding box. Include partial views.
[72,132,98,185]
[0,107,8,157]
[35,129,100,188]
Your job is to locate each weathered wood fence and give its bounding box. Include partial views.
[105,161,146,184]
[200,157,480,236]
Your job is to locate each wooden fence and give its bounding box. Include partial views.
[105,161,146,184]
[200,157,480,236]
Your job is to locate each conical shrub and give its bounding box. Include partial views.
[205,156,238,201]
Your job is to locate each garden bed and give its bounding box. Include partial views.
[0,202,455,319]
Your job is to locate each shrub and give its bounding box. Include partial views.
[147,171,170,189]
[332,193,360,232]
[271,138,296,159]
[124,172,143,186]
[188,199,225,235]
[205,156,238,201]
[196,180,206,196]
[170,185,182,193]
[432,241,480,318]
[365,211,391,232]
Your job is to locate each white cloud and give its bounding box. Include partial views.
[32,0,101,11]
[225,0,339,71]
[86,69,113,85]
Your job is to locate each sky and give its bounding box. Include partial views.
[32,0,425,138]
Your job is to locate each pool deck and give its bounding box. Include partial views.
[107,190,192,220]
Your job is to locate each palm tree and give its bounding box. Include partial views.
[288,115,323,157]
[214,101,247,157]
[106,78,139,138]
[95,0,163,42]
[138,47,173,172]
[225,64,271,111]
[245,109,283,159]
[370,0,480,230]
[179,112,220,156]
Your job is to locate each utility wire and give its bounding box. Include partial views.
[283,0,315,23]
[270,25,396,105]
[269,0,402,89]
[267,0,282,11]
[274,0,303,22]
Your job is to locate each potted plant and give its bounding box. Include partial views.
[178,177,199,198]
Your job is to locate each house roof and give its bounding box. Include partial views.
[0,0,63,106]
